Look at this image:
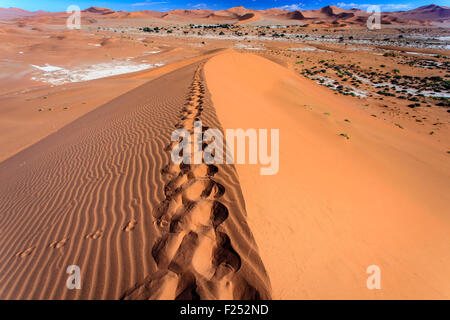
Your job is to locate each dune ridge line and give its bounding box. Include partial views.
[121,64,271,300]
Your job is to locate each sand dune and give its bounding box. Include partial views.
[82,7,115,15]
[392,4,450,21]
[1,5,447,26]
[122,64,270,299]
[0,58,270,300]
[0,6,448,299]
[0,64,188,299]
[0,7,39,19]
[205,50,450,299]
[235,13,261,25]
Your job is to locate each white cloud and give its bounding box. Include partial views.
[381,4,412,10]
[336,2,359,8]
[192,3,208,9]
[131,1,168,7]
[336,3,412,10]
[278,3,305,10]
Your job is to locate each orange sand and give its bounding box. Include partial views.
[205,50,450,299]
[0,8,449,299]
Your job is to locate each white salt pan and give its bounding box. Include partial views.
[31,61,164,85]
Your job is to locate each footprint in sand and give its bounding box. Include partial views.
[85,229,103,240]
[16,246,35,258]
[123,219,137,232]
[129,66,249,299]
[49,239,67,249]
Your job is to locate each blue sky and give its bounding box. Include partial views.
[0,0,446,12]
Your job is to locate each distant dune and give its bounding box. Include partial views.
[390,4,450,21]
[1,4,448,26]
[81,7,115,15]
[0,7,42,19]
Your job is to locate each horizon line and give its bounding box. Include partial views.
[0,3,443,14]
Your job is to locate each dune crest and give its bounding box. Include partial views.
[122,64,271,300]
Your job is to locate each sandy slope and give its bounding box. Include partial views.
[0,59,270,299]
[0,51,223,163]
[205,50,450,299]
